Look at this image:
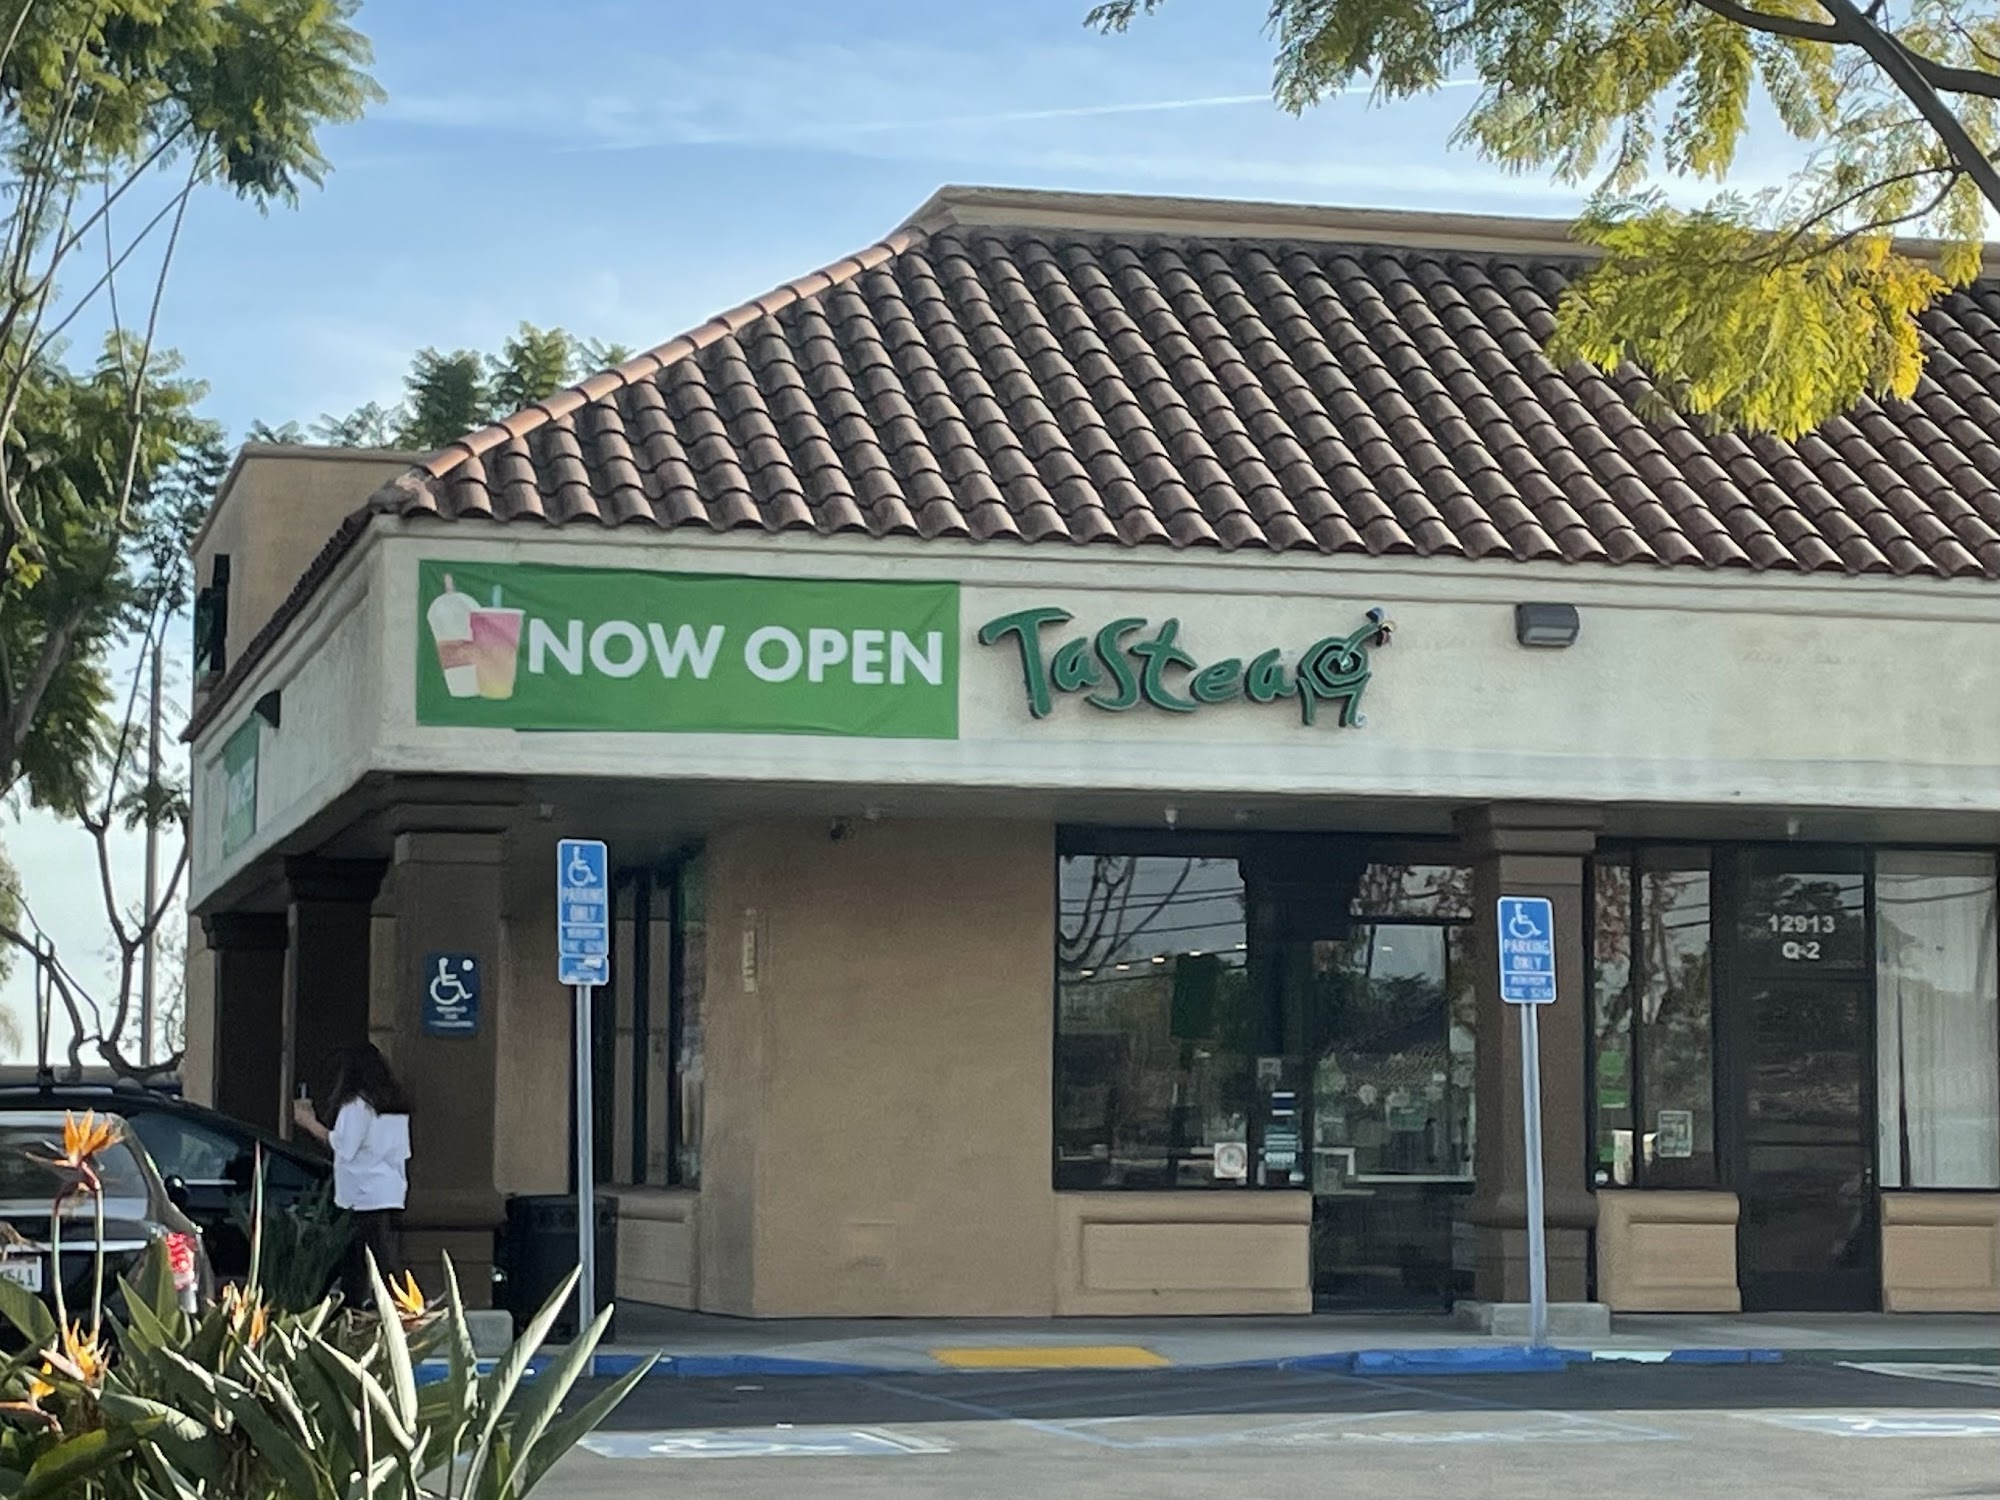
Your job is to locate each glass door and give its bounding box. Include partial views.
[1300,923,1476,1309]
[1720,848,1879,1312]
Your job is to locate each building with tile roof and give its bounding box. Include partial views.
[185,187,2000,1322]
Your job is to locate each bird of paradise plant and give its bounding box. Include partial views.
[0,1111,653,1498]
[32,1110,123,1343]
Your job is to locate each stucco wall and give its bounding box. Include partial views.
[494,825,577,1197]
[1881,1193,2000,1312]
[195,524,2000,910]
[359,529,2000,822]
[192,447,412,651]
[189,547,383,905]
[698,817,1056,1317]
[1055,1193,1311,1315]
[1594,1191,1742,1313]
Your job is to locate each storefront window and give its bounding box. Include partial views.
[1876,851,2000,1189]
[672,852,706,1188]
[1592,847,1716,1187]
[1056,854,1253,1189]
[1349,864,1474,922]
[1592,858,1634,1183]
[1304,925,1475,1186]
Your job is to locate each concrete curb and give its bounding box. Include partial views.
[415,1343,1944,1384]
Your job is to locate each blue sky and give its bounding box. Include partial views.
[169,0,1629,439]
[2,0,1808,1053]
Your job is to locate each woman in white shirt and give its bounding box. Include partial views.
[292,1042,413,1308]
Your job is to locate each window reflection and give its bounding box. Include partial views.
[1638,853,1714,1187]
[1306,926,1474,1188]
[674,854,705,1188]
[1592,847,1716,1188]
[1056,855,1252,1189]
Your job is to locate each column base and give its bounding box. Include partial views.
[1454,1299,1611,1338]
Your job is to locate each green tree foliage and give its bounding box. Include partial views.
[1,346,216,816]
[267,325,638,453]
[0,0,377,1074]
[1092,0,2000,436]
[0,0,380,796]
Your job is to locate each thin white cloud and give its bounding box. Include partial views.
[818,76,1484,137]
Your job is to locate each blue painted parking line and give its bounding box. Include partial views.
[1355,1347,1567,1376]
[410,1343,1844,1384]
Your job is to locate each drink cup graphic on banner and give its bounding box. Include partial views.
[469,603,524,699]
[425,574,479,698]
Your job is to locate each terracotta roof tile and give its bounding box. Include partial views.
[221,192,2000,738]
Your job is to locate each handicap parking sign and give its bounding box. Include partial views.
[422,952,481,1036]
[557,838,610,987]
[1498,896,1557,1005]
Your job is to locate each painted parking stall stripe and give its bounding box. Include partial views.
[1748,1411,2000,1438]
[582,1428,951,1460]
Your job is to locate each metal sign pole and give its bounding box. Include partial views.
[557,837,610,1378]
[1519,999,1549,1347]
[573,980,596,1363]
[1497,894,1556,1350]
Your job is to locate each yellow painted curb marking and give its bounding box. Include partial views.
[930,1345,1170,1370]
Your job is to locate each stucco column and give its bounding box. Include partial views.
[385,828,509,1305]
[1456,804,1601,1304]
[201,911,287,1133]
[284,858,387,1111]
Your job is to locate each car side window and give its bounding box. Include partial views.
[125,1111,245,1184]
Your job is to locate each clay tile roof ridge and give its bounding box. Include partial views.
[405,224,935,489]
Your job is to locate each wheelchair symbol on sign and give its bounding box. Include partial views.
[1507,905,1545,941]
[566,852,597,888]
[429,956,474,1011]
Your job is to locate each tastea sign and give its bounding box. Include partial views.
[977,606,1393,727]
[220,718,259,856]
[417,562,959,739]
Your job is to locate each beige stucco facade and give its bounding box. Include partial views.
[183,450,2000,1319]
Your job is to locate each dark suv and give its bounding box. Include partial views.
[0,1084,329,1280]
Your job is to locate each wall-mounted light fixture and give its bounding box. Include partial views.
[1514,602,1581,649]
[252,690,282,730]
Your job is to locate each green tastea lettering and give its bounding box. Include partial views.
[1190,657,1244,705]
[1130,618,1198,712]
[1051,637,1103,693]
[1089,618,1145,711]
[1244,649,1297,704]
[976,607,1391,729]
[976,607,1071,719]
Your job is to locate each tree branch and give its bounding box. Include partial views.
[32,180,196,366]
[1813,0,2000,213]
[1805,168,1965,261]
[1687,0,2000,104]
[1685,0,1840,45]
[2,601,91,774]
[1760,163,1960,262]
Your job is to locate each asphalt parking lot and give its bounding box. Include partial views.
[541,1360,2000,1500]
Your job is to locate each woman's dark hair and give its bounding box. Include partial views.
[326,1043,411,1117]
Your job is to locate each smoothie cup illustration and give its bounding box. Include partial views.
[469,602,525,699]
[426,574,480,698]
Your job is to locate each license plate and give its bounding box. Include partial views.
[0,1257,43,1294]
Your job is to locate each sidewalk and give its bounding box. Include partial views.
[529,1304,2000,1380]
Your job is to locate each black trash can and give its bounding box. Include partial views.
[497,1194,617,1341]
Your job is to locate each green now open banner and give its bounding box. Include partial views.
[415,561,960,739]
